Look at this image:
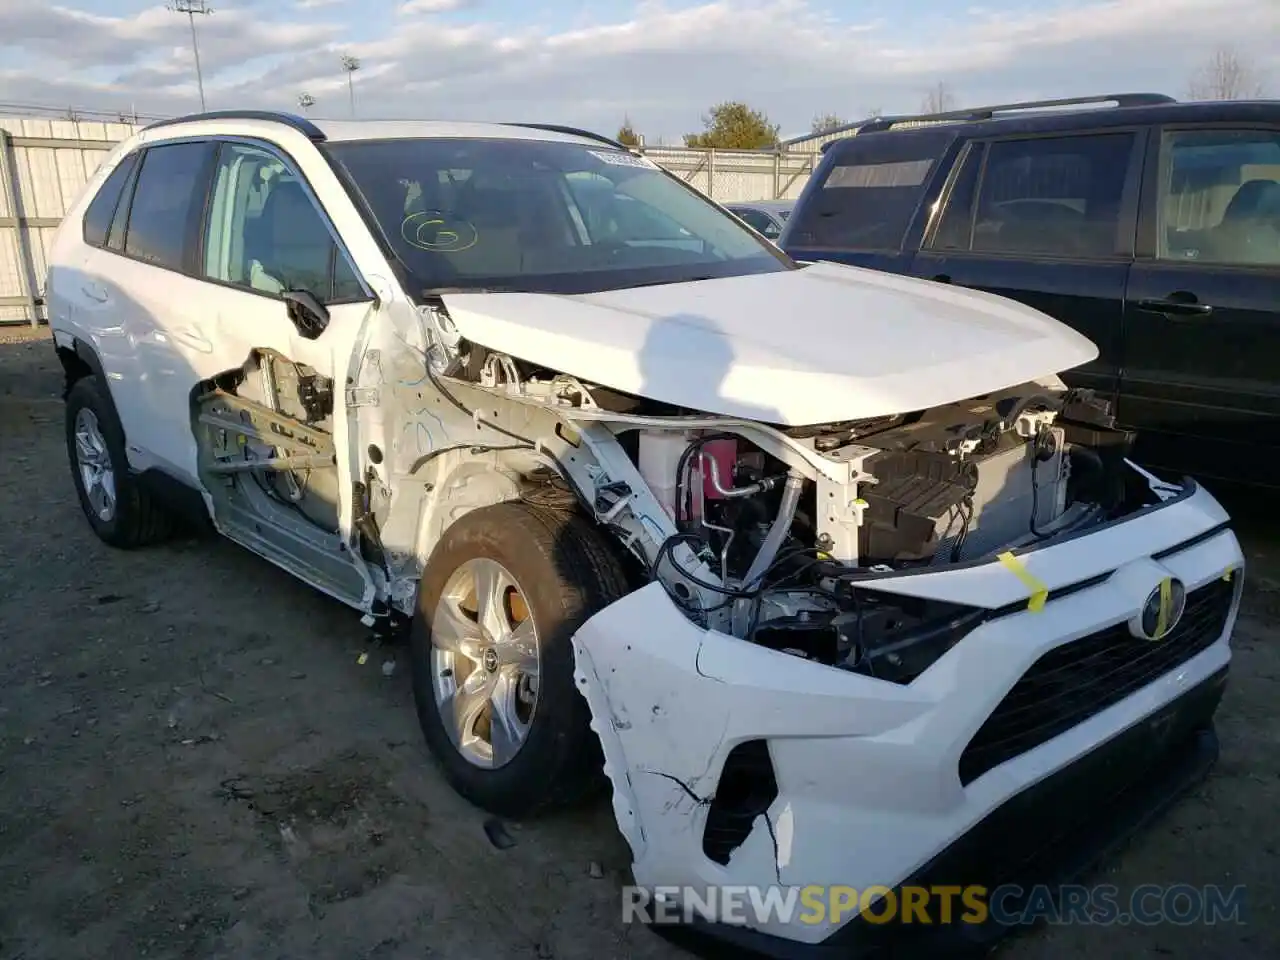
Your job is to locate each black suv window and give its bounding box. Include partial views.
[968,133,1135,259]
[731,207,781,238]
[788,130,950,251]
[1158,129,1280,267]
[81,152,139,248]
[123,141,218,272]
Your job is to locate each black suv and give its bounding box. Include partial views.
[780,93,1280,490]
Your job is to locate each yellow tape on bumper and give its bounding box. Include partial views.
[997,551,1048,612]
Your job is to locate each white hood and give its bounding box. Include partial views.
[438,260,1098,426]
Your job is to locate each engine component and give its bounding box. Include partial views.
[856,429,1068,566]
[637,429,690,521]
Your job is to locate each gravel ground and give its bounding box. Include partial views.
[1,326,1277,960]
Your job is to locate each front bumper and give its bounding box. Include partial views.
[571,480,1243,952]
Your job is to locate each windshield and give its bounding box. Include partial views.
[325,137,793,295]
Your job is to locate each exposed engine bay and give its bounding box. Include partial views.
[407,311,1157,688]
[595,380,1145,684]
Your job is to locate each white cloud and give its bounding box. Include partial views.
[400,0,473,13]
[295,0,345,8]
[0,0,1275,140]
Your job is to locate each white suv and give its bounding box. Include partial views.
[47,111,1243,953]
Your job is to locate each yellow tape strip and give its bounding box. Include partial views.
[1156,577,1172,638]
[997,551,1048,612]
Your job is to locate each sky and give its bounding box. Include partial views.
[0,0,1275,142]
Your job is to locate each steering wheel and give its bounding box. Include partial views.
[401,210,479,253]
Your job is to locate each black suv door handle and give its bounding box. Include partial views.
[1136,297,1214,317]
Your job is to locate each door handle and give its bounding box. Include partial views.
[1136,297,1213,317]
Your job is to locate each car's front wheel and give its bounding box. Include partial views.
[410,501,628,818]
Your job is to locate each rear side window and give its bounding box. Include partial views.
[732,207,781,238]
[968,133,1136,258]
[124,141,218,272]
[788,131,949,250]
[81,152,138,248]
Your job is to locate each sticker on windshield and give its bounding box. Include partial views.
[589,149,657,169]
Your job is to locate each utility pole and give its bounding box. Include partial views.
[168,1,213,111]
[340,54,361,117]
[167,1,212,110]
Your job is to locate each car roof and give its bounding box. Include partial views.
[824,98,1280,158]
[140,111,625,149]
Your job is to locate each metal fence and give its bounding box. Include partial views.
[0,116,136,326]
[0,116,817,326]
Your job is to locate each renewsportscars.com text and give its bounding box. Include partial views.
[623,883,1247,928]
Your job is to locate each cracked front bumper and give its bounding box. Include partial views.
[571,481,1243,952]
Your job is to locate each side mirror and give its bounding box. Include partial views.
[283,289,330,339]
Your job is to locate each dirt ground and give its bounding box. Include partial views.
[1,326,1277,960]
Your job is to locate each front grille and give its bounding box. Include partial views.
[959,576,1235,785]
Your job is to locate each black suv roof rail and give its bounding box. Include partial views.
[851,93,1177,136]
[504,122,632,151]
[142,110,327,142]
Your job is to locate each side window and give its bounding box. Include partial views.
[970,133,1135,259]
[106,157,140,253]
[203,142,363,301]
[124,141,217,271]
[787,129,951,251]
[736,209,781,238]
[928,144,984,251]
[81,152,138,248]
[1158,128,1280,268]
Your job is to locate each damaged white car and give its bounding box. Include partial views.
[48,112,1243,954]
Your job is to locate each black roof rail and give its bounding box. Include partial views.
[853,93,1177,135]
[505,122,632,151]
[142,110,326,141]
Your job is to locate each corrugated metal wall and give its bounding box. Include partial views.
[0,118,813,326]
[0,116,138,324]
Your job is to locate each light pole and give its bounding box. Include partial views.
[168,1,213,111]
[297,92,316,114]
[340,54,361,117]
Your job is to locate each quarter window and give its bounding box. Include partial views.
[124,141,217,271]
[968,133,1135,258]
[732,208,781,238]
[81,152,138,249]
[786,129,950,251]
[1158,129,1280,268]
[202,142,364,301]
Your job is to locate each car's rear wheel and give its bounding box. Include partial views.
[410,501,628,817]
[65,376,172,547]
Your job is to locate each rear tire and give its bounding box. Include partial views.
[65,376,173,548]
[410,501,629,818]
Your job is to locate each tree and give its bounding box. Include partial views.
[920,82,957,115]
[684,101,780,150]
[811,112,845,134]
[616,116,641,147]
[1187,46,1267,100]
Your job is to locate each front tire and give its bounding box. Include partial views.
[65,376,172,548]
[410,501,628,818]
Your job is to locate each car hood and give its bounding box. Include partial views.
[437,260,1098,427]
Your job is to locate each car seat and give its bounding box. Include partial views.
[1210,179,1280,263]
[246,180,333,297]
